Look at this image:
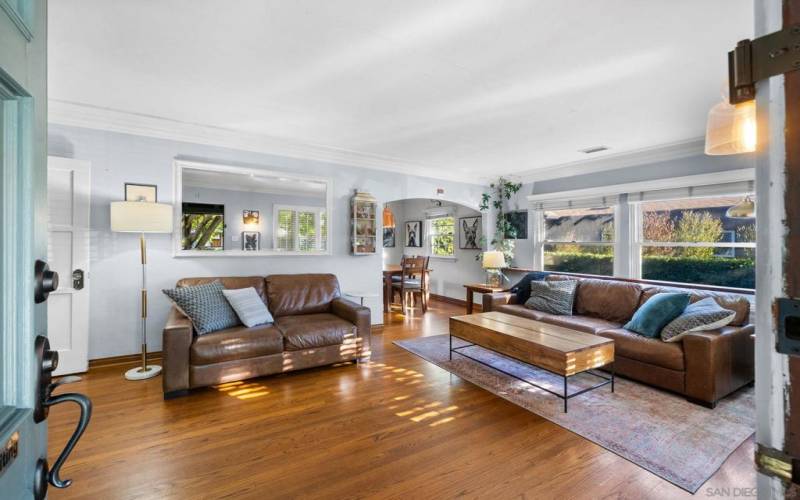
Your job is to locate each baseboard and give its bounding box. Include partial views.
[429,293,482,311]
[89,351,162,369]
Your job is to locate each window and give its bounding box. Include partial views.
[636,196,755,288]
[542,206,615,276]
[274,205,327,252]
[181,203,224,251]
[429,216,455,257]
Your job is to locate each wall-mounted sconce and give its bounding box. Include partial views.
[706,24,800,156]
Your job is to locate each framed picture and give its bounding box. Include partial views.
[383,227,396,247]
[125,183,158,202]
[405,221,422,247]
[504,210,528,239]
[242,231,260,251]
[243,210,260,225]
[459,216,482,249]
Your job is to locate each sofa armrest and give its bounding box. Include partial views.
[483,292,517,312]
[162,305,193,396]
[331,297,371,360]
[683,324,754,406]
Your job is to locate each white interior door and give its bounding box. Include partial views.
[47,156,91,375]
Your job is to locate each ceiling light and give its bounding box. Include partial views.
[705,92,756,156]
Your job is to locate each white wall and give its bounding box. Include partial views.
[383,199,485,303]
[48,124,485,359]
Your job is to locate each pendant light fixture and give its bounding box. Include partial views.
[705,87,757,156]
[726,181,756,219]
[382,205,395,228]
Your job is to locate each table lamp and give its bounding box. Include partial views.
[111,201,173,380]
[482,251,506,287]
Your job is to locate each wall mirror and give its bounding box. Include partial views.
[173,160,333,257]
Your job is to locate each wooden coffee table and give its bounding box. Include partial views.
[449,311,615,412]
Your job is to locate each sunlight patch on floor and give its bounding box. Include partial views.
[214,380,270,400]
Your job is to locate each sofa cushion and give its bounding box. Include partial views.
[511,271,549,305]
[222,287,274,327]
[190,324,284,365]
[597,328,685,371]
[573,278,643,323]
[660,297,737,342]
[163,281,240,335]
[177,276,267,303]
[524,279,578,315]
[495,304,547,321]
[640,286,751,326]
[535,313,622,334]
[624,292,690,338]
[266,274,341,317]
[275,313,356,351]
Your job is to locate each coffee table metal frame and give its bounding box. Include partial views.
[449,333,615,413]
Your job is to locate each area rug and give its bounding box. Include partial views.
[394,334,754,493]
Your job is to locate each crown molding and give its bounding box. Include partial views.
[516,138,708,183]
[48,100,485,185]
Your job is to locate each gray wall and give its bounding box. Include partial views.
[183,186,324,251]
[383,199,485,303]
[48,124,485,359]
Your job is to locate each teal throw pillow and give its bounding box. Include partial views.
[623,292,690,338]
[162,280,240,335]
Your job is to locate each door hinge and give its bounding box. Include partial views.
[729,24,800,104]
[756,444,797,483]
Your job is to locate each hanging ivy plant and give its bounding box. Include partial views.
[477,177,522,264]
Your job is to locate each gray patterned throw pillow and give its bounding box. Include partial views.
[162,280,240,335]
[660,297,736,342]
[524,280,578,316]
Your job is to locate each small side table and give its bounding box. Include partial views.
[344,291,379,307]
[463,283,509,314]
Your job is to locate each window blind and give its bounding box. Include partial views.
[628,181,754,202]
[298,211,316,252]
[531,195,619,211]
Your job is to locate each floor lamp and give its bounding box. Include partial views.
[111,201,173,380]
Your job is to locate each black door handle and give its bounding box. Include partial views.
[33,336,93,490]
[34,259,58,303]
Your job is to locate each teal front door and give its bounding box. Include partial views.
[0,0,50,498]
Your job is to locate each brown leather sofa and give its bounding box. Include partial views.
[483,275,754,407]
[162,274,370,399]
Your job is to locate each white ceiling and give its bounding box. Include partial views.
[48,0,753,184]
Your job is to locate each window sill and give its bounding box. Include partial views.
[430,255,457,261]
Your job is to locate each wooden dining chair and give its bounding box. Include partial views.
[391,256,427,313]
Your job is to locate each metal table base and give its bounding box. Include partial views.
[449,334,614,413]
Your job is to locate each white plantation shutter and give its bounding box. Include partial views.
[298,211,316,251]
[276,209,297,251]
[320,211,328,251]
[273,206,326,252]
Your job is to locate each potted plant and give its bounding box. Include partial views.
[477,177,522,267]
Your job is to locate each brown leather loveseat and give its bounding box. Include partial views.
[162,274,370,399]
[483,275,754,407]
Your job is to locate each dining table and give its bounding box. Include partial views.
[382,264,433,312]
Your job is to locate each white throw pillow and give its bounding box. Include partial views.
[222,287,274,328]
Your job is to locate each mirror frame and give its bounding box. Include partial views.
[172,159,334,257]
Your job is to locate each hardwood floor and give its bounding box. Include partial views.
[48,300,755,499]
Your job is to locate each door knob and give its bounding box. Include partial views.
[34,260,59,303]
